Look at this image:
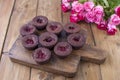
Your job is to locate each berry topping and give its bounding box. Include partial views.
[69,26,75,30]
[58,46,68,51]
[24,26,33,32]
[26,39,34,44]
[36,50,46,59]
[37,18,43,23]
[50,25,57,31]
[43,37,54,42]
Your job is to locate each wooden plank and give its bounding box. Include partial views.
[91,23,120,80]
[64,22,102,80]
[3,0,37,52]
[30,0,66,80]
[0,0,38,80]
[0,0,15,56]
[9,37,80,77]
[74,44,107,64]
[0,54,30,80]
[37,0,62,22]
[62,3,102,80]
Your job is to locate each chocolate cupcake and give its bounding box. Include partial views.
[22,35,38,50]
[32,16,48,30]
[39,32,58,48]
[20,24,37,36]
[67,33,86,49]
[64,22,81,35]
[46,21,63,35]
[32,47,51,64]
[54,42,72,58]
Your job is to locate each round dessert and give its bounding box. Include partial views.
[32,47,51,64]
[32,16,48,30]
[39,32,58,48]
[67,33,86,49]
[64,22,81,34]
[22,35,38,50]
[20,24,37,36]
[54,42,72,58]
[46,21,63,35]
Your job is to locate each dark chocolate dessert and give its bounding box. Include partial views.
[54,42,72,58]
[39,32,58,48]
[64,22,81,34]
[46,21,63,35]
[32,16,48,30]
[67,33,86,49]
[20,24,37,36]
[22,35,38,50]
[32,47,51,64]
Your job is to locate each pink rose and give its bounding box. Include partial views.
[72,3,84,12]
[93,5,104,16]
[61,3,71,12]
[94,16,103,24]
[97,20,107,30]
[107,23,117,35]
[84,1,94,12]
[72,1,79,7]
[85,11,95,23]
[109,14,120,25]
[62,0,68,3]
[78,11,85,21]
[115,6,120,17]
[70,13,79,23]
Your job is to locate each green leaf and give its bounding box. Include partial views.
[79,0,86,3]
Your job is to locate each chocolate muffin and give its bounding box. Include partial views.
[22,35,38,50]
[39,32,58,48]
[32,47,51,64]
[67,33,86,49]
[64,22,81,34]
[46,21,63,35]
[54,42,72,58]
[32,16,48,30]
[20,24,37,36]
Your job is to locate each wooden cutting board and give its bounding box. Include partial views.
[9,37,107,77]
[9,37,81,77]
[74,44,107,64]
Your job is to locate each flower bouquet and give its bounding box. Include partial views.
[61,0,120,35]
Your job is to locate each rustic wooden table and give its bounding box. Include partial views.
[0,0,120,80]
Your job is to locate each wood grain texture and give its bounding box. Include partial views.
[0,0,15,56]
[9,37,80,77]
[0,54,30,80]
[3,0,37,52]
[30,69,65,80]
[0,0,38,80]
[74,44,107,64]
[37,0,62,22]
[91,23,120,80]
[30,0,66,80]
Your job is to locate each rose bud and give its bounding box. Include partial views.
[115,6,120,17]
[84,1,94,12]
[109,14,120,25]
[107,23,117,35]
